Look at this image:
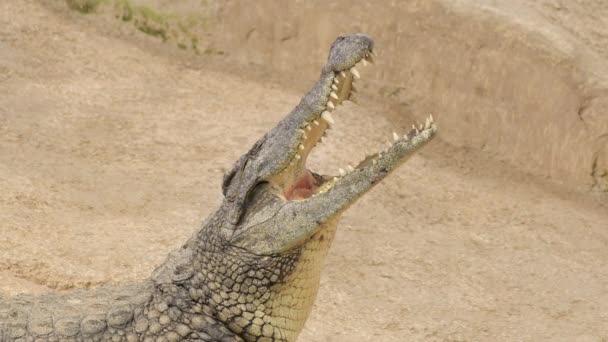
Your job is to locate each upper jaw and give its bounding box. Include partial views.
[268,46,376,199]
[324,34,374,74]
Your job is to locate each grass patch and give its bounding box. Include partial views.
[132,6,169,41]
[65,0,104,13]
[113,0,170,41]
[67,0,209,52]
[113,0,133,21]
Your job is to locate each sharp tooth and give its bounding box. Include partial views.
[339,168,346,177]
[424,117,431,130]
[320,136,326,143]
[361,58,369,67]
[333,177,339,181]
[415,128,419,135]
[321,111,335,124]
[429,114,434,123]
[334,78,339,84]
[313,120,320,126]
[290,161,295,166]
[372,159,377,165]
[327,101,335,109]
[295,154,301,160]
[331,84,338,91]
[403,134,409,141]
[306,125,312,131]
[340,71,347,78]
[367,54,375,64]
[303,132,308,139]
[392,132,399,142]
[298,144,305,150]
[412,124,416,130]
[386,141,393,149]
[330,91,339,100]
[350,67,360,79]
[347,165,355,172]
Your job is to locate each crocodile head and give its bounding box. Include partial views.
[205,34,437,340]
[221,34,437,254]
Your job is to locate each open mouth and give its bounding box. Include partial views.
[271,50,436,201]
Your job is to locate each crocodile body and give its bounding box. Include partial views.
[0,34,437,342]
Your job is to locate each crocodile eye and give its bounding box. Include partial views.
[244,181,266,202]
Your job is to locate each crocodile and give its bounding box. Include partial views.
[0,34,437,342]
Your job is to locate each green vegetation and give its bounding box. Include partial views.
[113,0,169,41]
[67,0,210,53]
[65,0,105,13]
[113,0,133,21]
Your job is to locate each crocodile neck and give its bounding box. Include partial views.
[0,210,336,342]
[148,210,341,341]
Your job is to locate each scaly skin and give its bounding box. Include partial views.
[0,34,437,342]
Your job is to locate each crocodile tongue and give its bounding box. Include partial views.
[284,170,320,200]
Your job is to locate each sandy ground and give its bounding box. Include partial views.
[1,1,608,341]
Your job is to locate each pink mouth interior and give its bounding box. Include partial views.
[283,170,319,200]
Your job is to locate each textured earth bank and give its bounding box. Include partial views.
[1,1,607,341]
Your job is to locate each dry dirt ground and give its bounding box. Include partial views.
[1,1,608,341]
